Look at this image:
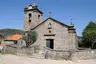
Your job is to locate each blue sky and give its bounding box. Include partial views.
[0,0,96,36]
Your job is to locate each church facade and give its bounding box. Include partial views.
[24,3,78,51]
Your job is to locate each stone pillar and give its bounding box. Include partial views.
[68,25,78,51]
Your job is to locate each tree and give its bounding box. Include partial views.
[0,34,4,39]
[23,31,37,48]
[82,21,96,48]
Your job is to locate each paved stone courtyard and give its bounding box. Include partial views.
[0,54,96,64]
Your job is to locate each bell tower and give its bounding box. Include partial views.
[24,2,43,31]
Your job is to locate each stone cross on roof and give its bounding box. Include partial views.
[49,12,52,18]
[70,16,74,26]
[33,0,37,6]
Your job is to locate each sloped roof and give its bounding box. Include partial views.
[31,17,69,30]
[4,34,22,41]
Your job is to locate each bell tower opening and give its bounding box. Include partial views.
[29,13,32,18]
[38,15,40,19]
[24,2,43,31]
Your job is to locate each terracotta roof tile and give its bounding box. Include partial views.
[5,34,22,41]
[0,44,3,46]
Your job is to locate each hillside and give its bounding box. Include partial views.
[0,28,23,38]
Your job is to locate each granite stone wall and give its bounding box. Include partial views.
[5,45,35,56]
[44,47,96,60]
[33,19,78,51]
[44,47,72,60]
[4,45,96,60]
[71,49,96,60]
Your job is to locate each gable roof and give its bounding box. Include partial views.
[4,34,22,41]
[31,17,69,30]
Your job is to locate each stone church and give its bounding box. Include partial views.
[24,3,78,51]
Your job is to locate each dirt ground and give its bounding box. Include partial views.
[0,54,96,64]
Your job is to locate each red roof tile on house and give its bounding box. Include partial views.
[5,34,22,41]
[0,44,3,46]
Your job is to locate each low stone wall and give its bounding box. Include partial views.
[4,45,40,56]
[17,47,34,56]
[44,47,72,60]
[4,45,96,60]
[44,47,96,60]
[5,45,17,54]
[72,49,96,60]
